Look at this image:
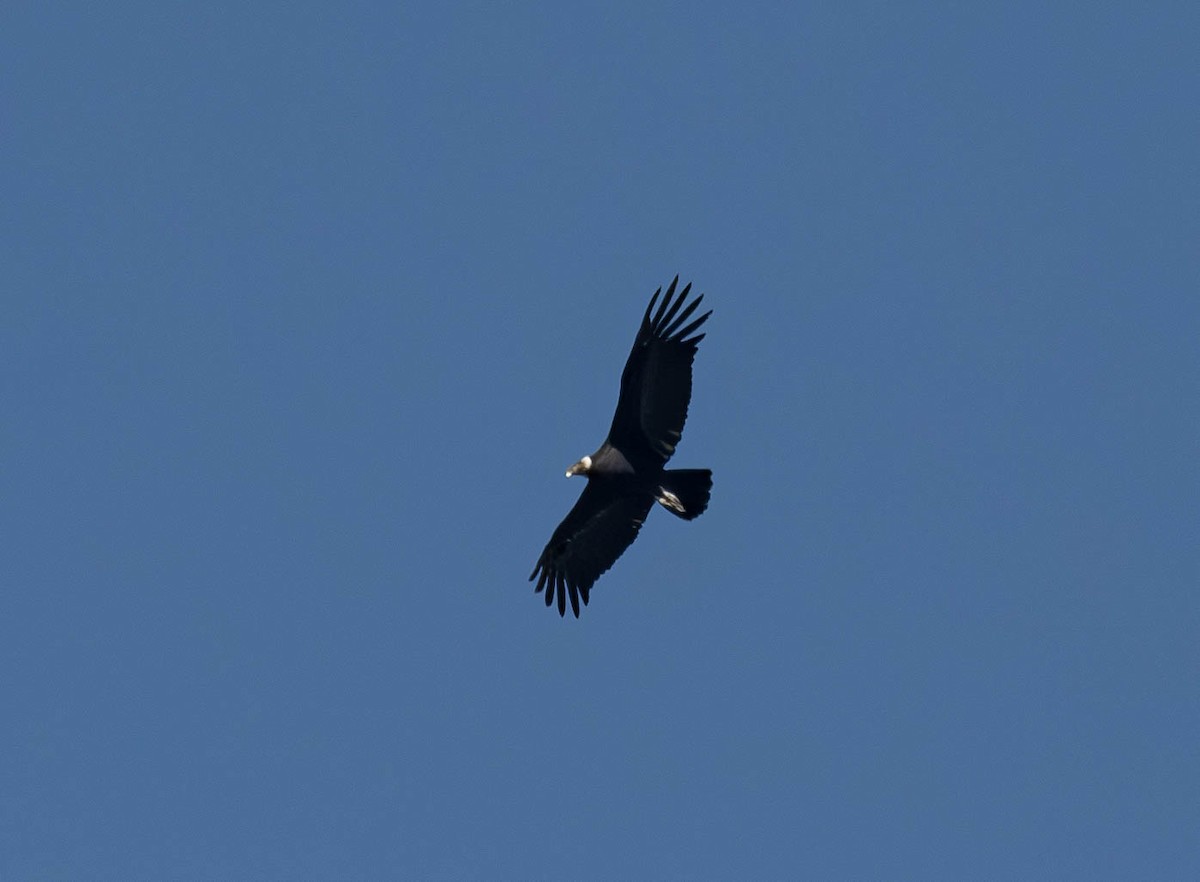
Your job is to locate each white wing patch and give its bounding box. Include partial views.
[655,488,686,514]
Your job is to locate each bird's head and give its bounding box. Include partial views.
[565,455,592,478]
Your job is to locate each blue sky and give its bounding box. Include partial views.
[3,3,1197,879]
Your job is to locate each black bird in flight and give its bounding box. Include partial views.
[530,277,713,617]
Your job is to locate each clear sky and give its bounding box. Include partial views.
[3,3,1197,879]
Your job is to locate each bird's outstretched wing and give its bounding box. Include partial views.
[529,481,655,617]
[607,276,712,463]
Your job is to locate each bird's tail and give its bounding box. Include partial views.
[655,469,712,520]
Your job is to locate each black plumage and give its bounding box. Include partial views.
[529,277,713,617]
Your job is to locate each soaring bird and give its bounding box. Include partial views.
[529,276,713,617]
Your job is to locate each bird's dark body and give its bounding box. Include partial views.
[588,444,638,476]
[529,277,713,617]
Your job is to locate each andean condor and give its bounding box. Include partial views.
[529,276,713,617]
